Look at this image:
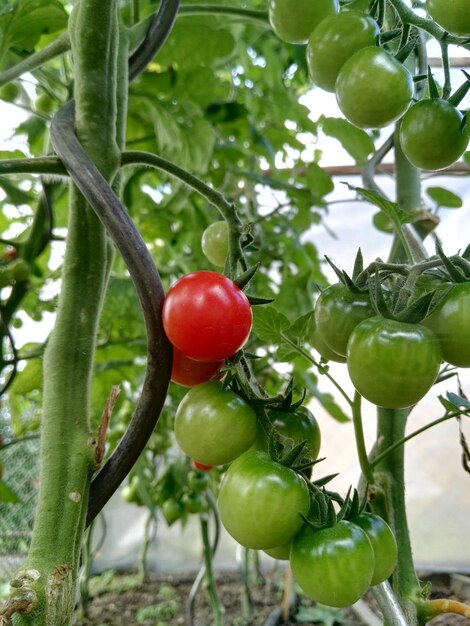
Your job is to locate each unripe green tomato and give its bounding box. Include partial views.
[307,11,379,92]
[35,93,55,115]
[181,492,207,514]
[426,0,470,36]
[314,283,374,357]
[269,0,339,45]
[335,47,414,129]
[0,83,20,103]
[352,513,397,586]
[187,469,211,493]
[308,313,346,363]
[264,542,291,560]
[201,221,229,267]
[161,498,185,525]
[399,99,469,171]
[10,259,31,283]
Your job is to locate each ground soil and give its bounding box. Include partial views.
[74,569,470,626]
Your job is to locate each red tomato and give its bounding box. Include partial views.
[171,348,223,387]
[191,460,214,471]
[162,271,252,362]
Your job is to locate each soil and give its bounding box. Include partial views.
[74,568,470,626]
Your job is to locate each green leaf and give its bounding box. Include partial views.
[252,305,290,344]
[0,0,68,55]
[426,186,463,209]
[305,162,334,201]
[350,185,413,232]
[319,116,375,165]
[0,480,21,504]
[10,358,43,394]
[0,176,34,205]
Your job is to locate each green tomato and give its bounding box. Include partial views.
[264,542,291,560]
[35,92,56,115]
[335,46,414,129]
[352,513,397,586]
[314,283,374,357]
[307,11,379,92]
[423,283,470,367]
[174,382,258,466]
[308,313,346,362]
[161,498,185,525]
[0,83,20,103]
[217,450,310,550]
[254,406,321,464]
[347,316,441,408]
[201,221,229,267]
[290,520,375,607]
[399,99,469,171]
[187,469,211,493]
[426,0,470,36]
[269,0,339,45]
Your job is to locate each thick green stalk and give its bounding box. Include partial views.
[374,409,421,623]
[8,2,121,625]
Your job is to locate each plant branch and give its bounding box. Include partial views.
[50,102,172,526]
[352,392,374,484]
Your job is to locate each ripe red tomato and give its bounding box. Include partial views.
[191,460,214,471]
[335,47,414,129]
[162,271,252,362]
[171,347,223,387]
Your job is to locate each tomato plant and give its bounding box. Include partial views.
[201,221,229,268]
[171,347,223,387]
[352,513,397,585]
[335,46,414,129]
[308,313,346,362]
[174,381,258,466]
[254,405,321,463]
[314,283,374,357]
[307,11,379,92]
[217,450,310,549]
[426,0,470,36]
[162,271,252,362]
[268,0,339,44]
[423,283,470,367]
[290,520,375,607]
[399,99,469,171]
[347,316,441,408]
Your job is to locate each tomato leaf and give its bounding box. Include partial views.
[252,305,290,344]
[0,479,21,504]
[426,186,463,209]
[319,116,375,165]
[348,185,413,230]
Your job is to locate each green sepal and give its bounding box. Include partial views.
[448,71,470,107]
[394,290,436,324]
[247,295,275,306]
[394,39,416,64]
[461,243,470,262]
[345,488,368,520]
[352,248,364,282]
[279,378,294,412]
[324,255,364,294]
[278,440,307,468]
[379,28,401,44]
[413,74,428,84]
[436,241,468,283]
[233,263,260,290]
[312,473,339,488]
[369,271,393,319]
[335,487,352,523]
[427,66,440,99]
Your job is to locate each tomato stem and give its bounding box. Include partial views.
[423,598,470,621]
[352,392,375,484]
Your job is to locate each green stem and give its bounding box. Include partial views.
[120,150,245,277]
[352,392,374,484]
[0,32,71,86]
[370,411,465,468]
[9,1,121,624]
[387,0,470,50]
[200,514,224,626]
[279,334,354,408]
[137,511,154,584]
[374,409,421,623]
[0,157,66,177]
[440,41,452,98]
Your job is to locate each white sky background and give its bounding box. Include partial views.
[1,36,470,572]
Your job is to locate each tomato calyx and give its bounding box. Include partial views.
[302,484,352,531]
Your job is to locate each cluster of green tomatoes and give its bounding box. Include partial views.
[269,0,469,170]
[311,262,470,409]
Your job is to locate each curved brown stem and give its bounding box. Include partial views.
[50,102,172,526]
